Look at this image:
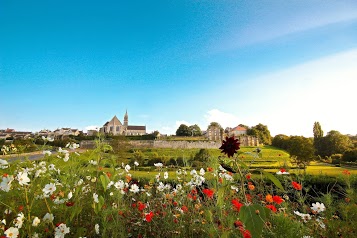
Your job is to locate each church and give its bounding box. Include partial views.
[100,111,146,136]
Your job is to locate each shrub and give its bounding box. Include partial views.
[342,149,357,162]
[194,149,210,162]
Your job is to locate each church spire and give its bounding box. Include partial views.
[124,110,128,126]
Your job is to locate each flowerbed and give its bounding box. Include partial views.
[0,138,356,237]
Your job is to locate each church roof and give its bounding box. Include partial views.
[232,126,247,131]
[127,125,146,130]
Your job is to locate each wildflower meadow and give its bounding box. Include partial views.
[0,137,356,238]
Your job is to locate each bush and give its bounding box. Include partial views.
[194,149,210,162]
[342,149,357,162]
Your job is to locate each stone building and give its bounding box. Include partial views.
[100,111,146,136]
[205,125,223,141]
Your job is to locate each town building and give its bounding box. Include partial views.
[100,111,146,136]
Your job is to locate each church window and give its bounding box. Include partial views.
[116,126,120,132]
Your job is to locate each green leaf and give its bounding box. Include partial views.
[262,171,285,192]
[216,187,226,207]
[239,204,270,238]
[100,174,110,192]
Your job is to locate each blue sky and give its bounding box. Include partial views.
[1,0,357,137]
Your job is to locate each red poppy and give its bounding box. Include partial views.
[240,229,252,238]
[138,202,146,211]
[65,201,75,207]
[246,194,252,202]
[232,199,243,212]
[280,168,286,173]
[207,167,214,172]
[234,220,244,228]
[342,170,351,176]
[181,205,188,213]
[245,173,251,180]
[265,194,273,203]
[145,212,154,222]
[219,136,240,157]
[273,195,284,204]
[266,205,277,213]
[292,181,302,190]
[202,188,214,198]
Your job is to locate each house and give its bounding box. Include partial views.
[230,126,248,137]
[205,125,222,141]
[100,111,146,136]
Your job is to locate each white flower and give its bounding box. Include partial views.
[154,163,163,168]
[231,185,239,192]
[58,147,68,153]
[54,223,70,238]
[107,181,114,189]
[316,218,326,229]
[93,193,99,203]
[16,171,30,186]
[4,227,19,238]
[134,161,139,166]
[129,184,140,193]
[199,168,205,176]
[32,232,39,238]
[276,171,290,175]
[1,218,5,225]
[48,164,56,170]
[63,153,70,162]
[89,160,97,165]
[155,173,161,181]
[114,180,125,190]
[311,202,326,213]
[43,183,57,196]
[190,169,197,175]
[164,172,168,179]
[0,159,9,169]
[91,177,97,183]
[95,224,100,234]
[68,191,73,199]
[43,213,54,223]
[14,212,24,228]
[0,175,14,192]
[125,164,131,172]
[32,217,40,227]
[294,211,311,222]
[42,150,52,156]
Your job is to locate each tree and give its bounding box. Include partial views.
[247,123,272,145]
[176,124,190,136]
[313,122,324,155]
[272,134,290,150]
[188,124,202,136]
[318,130,353,157]
[287,136,315,169]
[208,122,223,130]
[313,122,324,139]
[238,124,249,129]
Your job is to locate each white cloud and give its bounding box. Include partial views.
[231,48,357,137]
[203,109,240,129]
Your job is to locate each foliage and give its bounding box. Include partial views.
[176,124,191,136]
[0,141,356,237]
[188,124,202,136]
[342,149,357,162]
[193,149,211,162]
[318,130,353,157]
[248,123,272,145]
[313,121,324,155]
[272,134,290,150]
[287,136,315,169]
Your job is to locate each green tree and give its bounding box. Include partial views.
[313,122,324,155]
[287,136,315,169]
[188,124,202,136]
[248,123,272,145]
[272,134,290,150]
[176,124,190,136]
[319,130,353,157]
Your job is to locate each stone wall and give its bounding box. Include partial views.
[80,136,260,149]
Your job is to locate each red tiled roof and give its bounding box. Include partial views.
[232,126,247,131]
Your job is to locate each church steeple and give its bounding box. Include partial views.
[124,110,128,126]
